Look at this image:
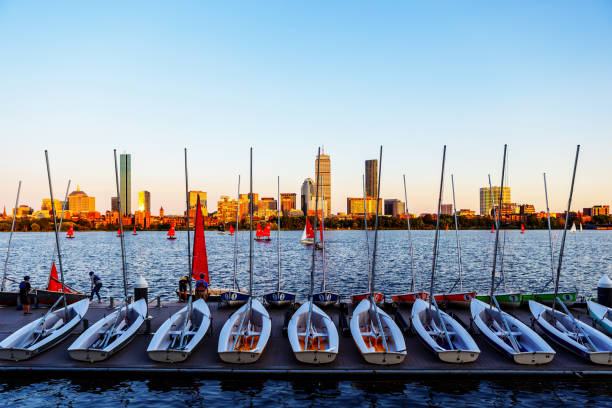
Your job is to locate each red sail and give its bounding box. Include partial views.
[192,196,209,284]
[521,224,525,234]
[168,224,175,237]
[306,218,314,239]
[47,262,75,293]
[320,221,324,242]
[256,223,262,237]
[66,225,74,237]
[263,222,271,237]
[117,228,122,236]
[229,224,235,234]
[133,225,137,233]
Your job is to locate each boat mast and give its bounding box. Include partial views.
[362,175,371,291]
[1,181,21,292]
[113,150,129,300]
[276,176,281,293]
[402,175,416,293]
[489,145,507,307]
[552,145,580,315]
[233,175,240,292]
[44,150,68,320]
[248,147,253,300]
[48,180,71,289]
[449,174,464,292]
[542,172,555,289]
[320,194,327,292]
[304,147,321,349]
[488,175,507,292]
[183,148,193,306]
[429,145,446,307]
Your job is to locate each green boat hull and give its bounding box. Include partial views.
[475,293,522,308]
[521,292,576,307]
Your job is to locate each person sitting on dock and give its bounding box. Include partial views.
[90,274,102,303]
[195,274,209,300]
[19,276,32,315]
[178,276,189,302]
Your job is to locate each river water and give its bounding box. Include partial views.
[1,230,611,406]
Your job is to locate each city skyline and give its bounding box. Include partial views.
[1,3,611,215]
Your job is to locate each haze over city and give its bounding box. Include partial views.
[1,2,611,215]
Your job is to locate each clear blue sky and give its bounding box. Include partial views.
[1,1,611,215]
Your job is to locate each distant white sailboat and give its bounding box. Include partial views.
[570,222,577,234]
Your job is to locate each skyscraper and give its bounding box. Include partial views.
[300,178,314,215]
[280,193,296,213]
[315,150,331,215]
[479,186,511,216]
[365,159,378,197]
[111,196,119,212]
[68,186,96,214]
[120,153,131,214]
[138,190,151,213]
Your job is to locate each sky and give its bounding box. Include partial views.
[0,1,611,215]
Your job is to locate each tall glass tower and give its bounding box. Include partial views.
[120,153,131,215]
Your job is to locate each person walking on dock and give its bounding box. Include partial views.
[89,273,103,303]
[19,276,32,315]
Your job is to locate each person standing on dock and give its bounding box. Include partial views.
[178,276,189,301]
[195,273,209,300]
[19,276,32,315]
[89,273,103,303]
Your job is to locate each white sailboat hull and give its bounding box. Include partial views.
[0,299,89,361]
[529,300,612,365]
[350,299,407,365]
[217,299,271,364]
[147,299,211,363]
[471,298,555,365]
[411,298,479,363]
[68,298,147,362]
[587,300,612,335]
[288,301,338,364]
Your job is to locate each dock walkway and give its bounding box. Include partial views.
[0,301,610,377]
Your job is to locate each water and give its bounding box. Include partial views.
[1,377,611,407]
[1,229,610,300]
[1,230,612,406]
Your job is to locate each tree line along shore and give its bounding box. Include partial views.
[2,213,611,232]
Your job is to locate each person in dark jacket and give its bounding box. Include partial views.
[90,274,102,302]
[178,276,189,301]
[19,276,32,315]
[194,274,209,300]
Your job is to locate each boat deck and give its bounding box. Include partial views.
[0,301,610,377]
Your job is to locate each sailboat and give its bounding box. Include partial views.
[312,190,339,307]
[147,149,211,363]
[471,145,555,365]
[350,147,406,365]
[218,148,272,363]
[255,222,271,242]
[229,224,235,235]
[475,176,522,308]
[68,149,146,362]
[264,176,296,307]
[66,225,74,239]
[220,176,249,307]
[570,222,577,234]
[0,152,89,361]
[167,224,177,240]
[116,228,122,237]
[392,176,428,304]
[132,225,138,236]
[587,298,612,336]
[300,218,315,245]
[288,147,338,364]
[411,145,480,364]
[530,145,612,365]
[521,172,577,306]
[580,223,583,232]
[520,224,525,234]
[433,174,476,308]
[351,175,384,305]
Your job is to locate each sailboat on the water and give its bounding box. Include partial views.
[147,148,211,363]
[66,225,74,239]
[218,148,272,363]
[220,176,249,307]
[570,222,577,234]
[68,150,146,362]
[0,152,89,361]
[288,147,339,364]
[350,146,406,365]
[529,145,612,365]
[300,218,315,245]
[312,188,339,307]
[168,224,177,240]
[132,225,138,236]
[255,222,271,242]
[264,176,296,307]
[411,145,480,364]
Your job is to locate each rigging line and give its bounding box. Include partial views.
[1,181,21,292]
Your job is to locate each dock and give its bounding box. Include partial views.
[1,301,611,377]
